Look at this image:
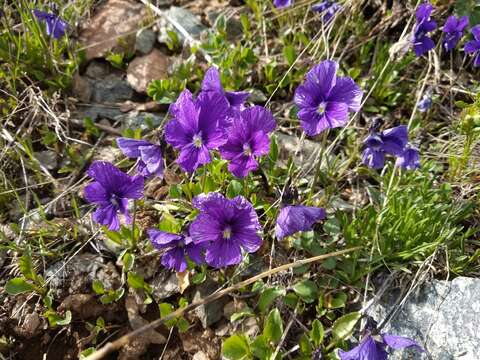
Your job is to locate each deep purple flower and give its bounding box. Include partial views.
[189,193,262,268]
[361,125,408,169]
[442,15,468,52]
[33,10,68,39]
[412,3,437,57]
[165,89,229,173]
[275,205,326,239]
[148,229,204,272]
[84,161,144,231]
[274,0,293,9]
[294,60,363,136]
[338,334,423,360]
[312,1,341,23]
[219,106,276,178]
[117,138,164,178]
[396,144,420,170]
[202,67,249,110]
[465,25,480,67]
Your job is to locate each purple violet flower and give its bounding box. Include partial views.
[361,125,408,169]
[396,144,420,170]
[84,161,144,231]
[338,333,423,360]
[412,2,437,57]
[312,1,341,23]
[274,0,293,9]
[294,60,363,136]
[189,192,262,268]
[33,10,68,39]
[148,229,205,272]
[117,138,164,178]
[201,67,250,110]
[165,89,229,173]
[219,106,276,178]
[442,15,468,52]
[275,205,326,239]
[465,25,480,67]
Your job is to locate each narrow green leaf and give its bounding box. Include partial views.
[258,287,285,313]
[293,279,319,303]
[310,319,324,347]
[332,312,361,341]
[5,277,35,295]
[263,309,283,344]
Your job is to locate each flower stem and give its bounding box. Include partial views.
[309,130,329,200]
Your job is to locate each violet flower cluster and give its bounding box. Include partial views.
[361,125,419,170]
[33,10,68,39]
[165,67,275,177]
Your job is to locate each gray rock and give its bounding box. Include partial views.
[150,270,180,301]
[194,279,228,328]
[369,277,480,360]
[92,74,133,103]
[248,88,267,104]
[135,28,156,55]
[158,7,207,45]
[117,111,164,130]
[85,60,111,78]
[35,150,58,170]
[74,105,123,121]
[206,12,243,40]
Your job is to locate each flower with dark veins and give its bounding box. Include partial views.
[219,106,276,178]
[189,192,262,268]
[201,67,250,110]
[465,25,480,67]
[116,138,164,178]
[442,15,468,52]
[275,205,326,239]
[273,0,293,9]
[165,89,229,172]
[361,125,408,169]
[148,230,205,272]
[33,10,68,39]
[84,161,144,231]
[412,2,437,57]
[312,1,341,23]
[294,60,363,136]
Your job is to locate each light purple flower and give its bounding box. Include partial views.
[442,15,468,52]
[417,93,432,112]
[465,25,480,67]
[312,1,341,23]
[396,144,420,170]
[294,60,363,136]
[165,89,229,173]
[219,106,276,178]
[274,0,293,9]
[189,193,262,268]
[84,161,144,231]
[148,229,205,272]
[362,126,408,169]
[412,3,437,57]
[338,334,423,360]
[275,205,326,239]
[33,10,68,39]
[201,67,249,110]
[117,138,164,178]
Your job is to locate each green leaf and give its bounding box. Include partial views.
[263,309,283,344]
[332,312,361,341]
[222,333,252,360]
[310,319,324,347]
[326,292,347,309]
[283,45,296,66]
[5,277,35,295]
[293,279,319,303]
[258,287,285,313]
[92,280,105,295]
[127,272,145,289]
[159,302,177,327]
[251,334,272,359]
[227,180,243,198]
[122,252,135,271]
